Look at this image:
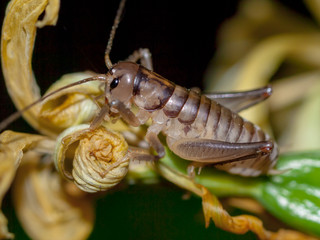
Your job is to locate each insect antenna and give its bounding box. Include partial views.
[0,75,107,131]
[104,0,126,69]
[0,0,127,131]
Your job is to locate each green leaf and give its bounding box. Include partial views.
[258,151,320,236]
[161,148,320,236]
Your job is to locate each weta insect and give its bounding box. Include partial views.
[98,60,278,177]
[0,0,278,177]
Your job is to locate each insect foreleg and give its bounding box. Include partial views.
[89,103,110,129]
[126,48,153,70]
[109,100,142,127]
[204,86,272,112]
[168,137,273,164]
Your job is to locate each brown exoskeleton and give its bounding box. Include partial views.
[98,59,278,177]
[0,0,278,177]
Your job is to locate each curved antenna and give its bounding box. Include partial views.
[1,0,127,131]
[104,0,126,69]
[0,75,107,131]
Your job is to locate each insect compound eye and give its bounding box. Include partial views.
[110,78,120,90]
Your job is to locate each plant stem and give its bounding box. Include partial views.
[159,148,264,198]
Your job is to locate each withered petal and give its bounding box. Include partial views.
[54,124,129,193]
[12,155,94,240]
[1,0,60,136]
[0,130,51,239]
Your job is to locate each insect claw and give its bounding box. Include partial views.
[260,146,273,154]
[187,164,196,179]
[268,168,291,175]
[257,142,273,155]
[262,85,273,98]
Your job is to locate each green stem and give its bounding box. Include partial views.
[160,147,264,198]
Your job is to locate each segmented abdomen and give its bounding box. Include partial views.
[132,66,277,176]
[161,84,278,176]
[162,85,263,142]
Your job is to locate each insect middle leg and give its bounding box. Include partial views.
[126,48,153,70]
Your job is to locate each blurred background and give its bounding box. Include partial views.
[0,0,314,239]
[0,0,309,131]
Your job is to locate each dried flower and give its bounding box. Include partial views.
[0,0,97,238]
[1,0,320,239]
[1,0,60,137]
[39,72,102,131]
[0,130,52,238]
[54,124,129,193]
[13,156,94,240]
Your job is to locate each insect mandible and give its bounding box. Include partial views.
[0,0,278,177]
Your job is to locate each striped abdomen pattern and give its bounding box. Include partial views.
[162,84,266,143]
[132,66,278,175]
[162,84,277,176]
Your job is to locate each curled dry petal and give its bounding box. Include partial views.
[201,187,318,240]
[54,124,129,193]
[12,156,94,240]
[0,156,14,239]
[157,162,317,240]
[0,130,52,239]
[39,72,102,131]
[1,0,60,136]
[35,0,60,28]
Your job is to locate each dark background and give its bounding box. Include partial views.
[0,0,310,132]
[0,1,311,239]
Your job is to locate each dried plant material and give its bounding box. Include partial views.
[39,72,102,131]
[278,81,320,151]
[157,162,318,240]
[54,124,129,193]
[205,0,319,90]
[210,34,320,133]
[12,156,94,240]
[225,197,265,215]
[269,71,320,111]
[268,71,320,151]
[201,187,318,240]
[204,0,320,153]
[0,157,14,239]
[204,0,320,135]
[220,34,320,91]
[1,0,319,238]
[305,0,320,25]
[35,0,60,28]
[1,0,60,137]
[0,130,51,239]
